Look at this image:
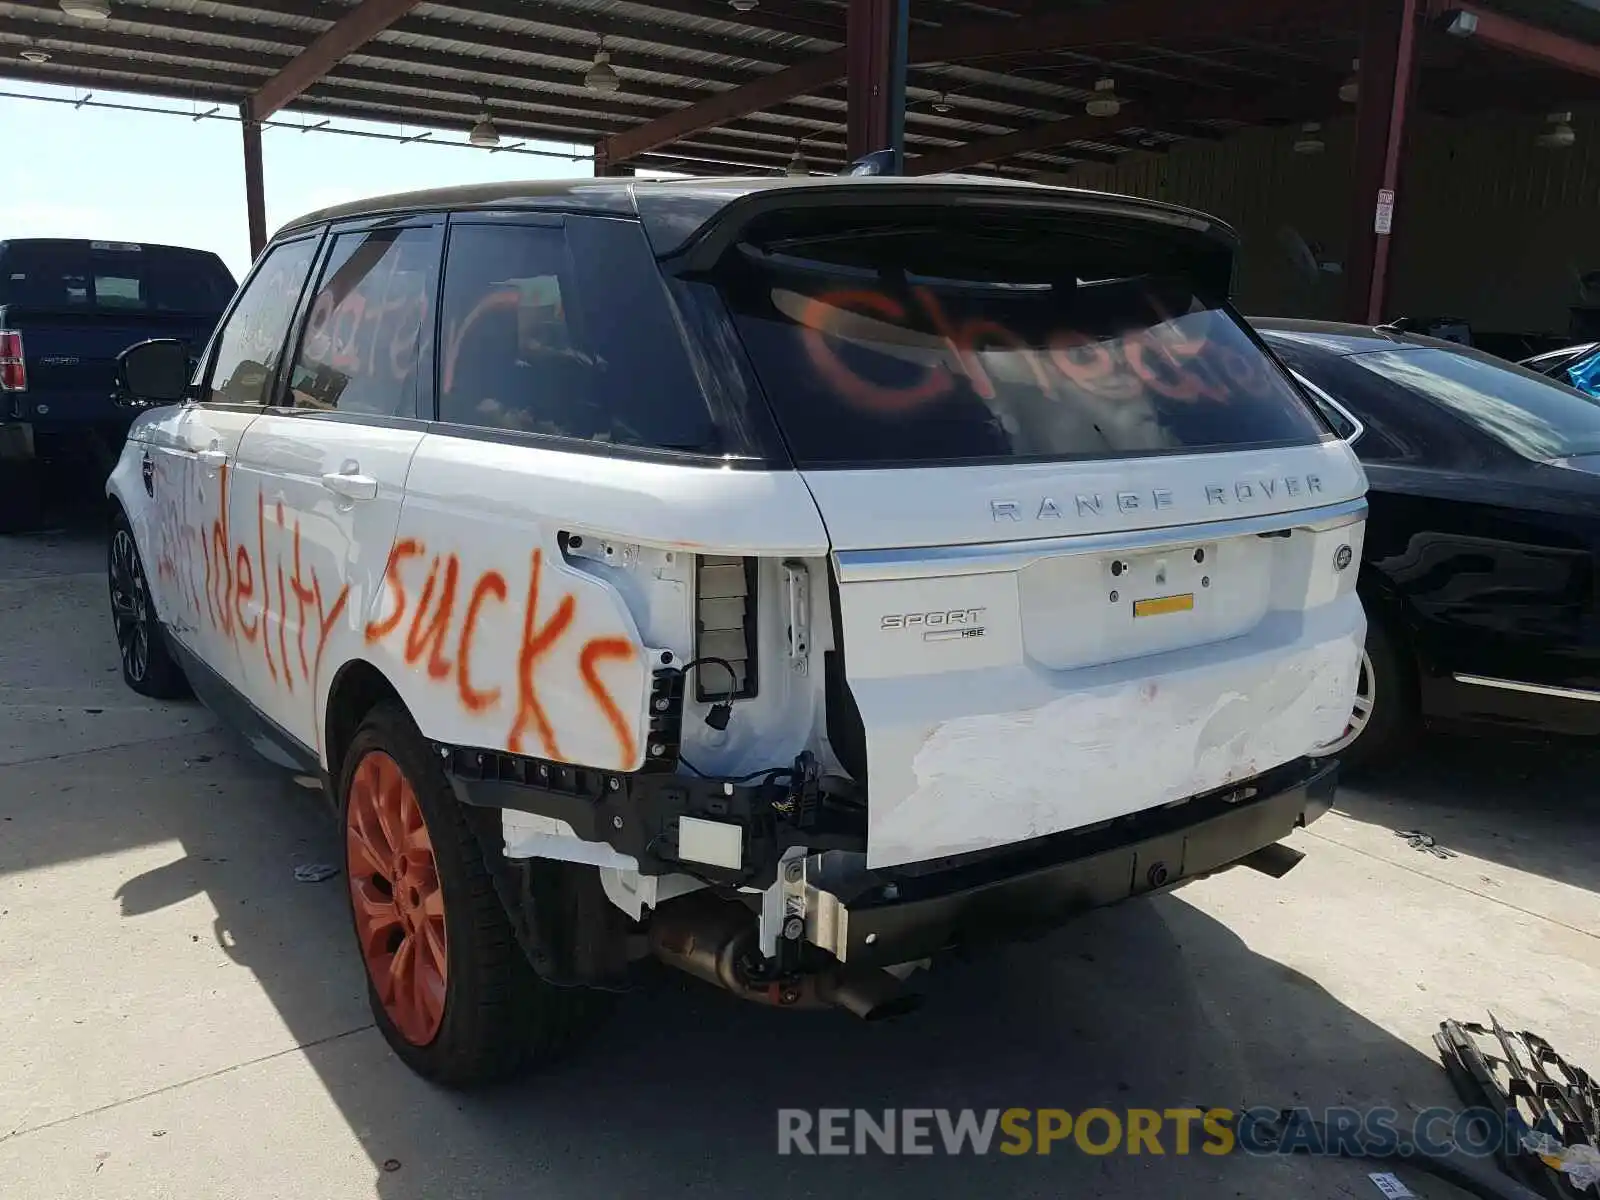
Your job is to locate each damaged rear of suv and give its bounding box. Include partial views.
[107,173,1365,1086]
[442,178,1365,1061]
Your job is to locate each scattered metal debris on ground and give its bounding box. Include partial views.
[1397,830,1458,859]
[1437,1015,1600,1198]
[292,863,339,883]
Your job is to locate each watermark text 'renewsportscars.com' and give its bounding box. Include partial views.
[777,1105,1529,1158]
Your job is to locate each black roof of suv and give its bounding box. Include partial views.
[277,174,1239,262]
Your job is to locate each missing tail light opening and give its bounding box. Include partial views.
[695,555,759,702]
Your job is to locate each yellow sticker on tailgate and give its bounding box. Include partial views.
[1132,593,1195,618]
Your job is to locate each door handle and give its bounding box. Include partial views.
[196,448,228,470]
[321,471,379,501]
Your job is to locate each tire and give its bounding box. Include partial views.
[1312,608,1417,775]
[338,702,607,1087]
[108,512,191,699]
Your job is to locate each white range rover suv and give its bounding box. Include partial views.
[105,174,1367,1085]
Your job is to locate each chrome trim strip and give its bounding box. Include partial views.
[1452,674,1600,703]
[1290,369,1366,447]
[833,497,1368,582]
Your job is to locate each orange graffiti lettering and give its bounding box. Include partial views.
[507,549,575,759]
[312,575,350,698]
[210,465,233,637]
[256,495,276,680]
[234,545,258,642]
[404,554,460,681]
[366,539,423,643]
[289,523,314,681]
[457,570,507,713]
[798,289,953,415]
[276,564,294,694]
[579,637,638,769]
[442,287,520,396]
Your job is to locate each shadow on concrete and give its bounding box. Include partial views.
[1335,729,1600,895]
[87,773,1470,1199]
[0,511,1482,1199]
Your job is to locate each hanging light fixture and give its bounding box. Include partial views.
[1293,121,1326,155]
[19,39,51,63]
[1339,59,1360,104]
[1085,78,1122,118]
[1536,111,1576,149]
[932,92,953,114]
[468,109,501,148]
[729,0,759,11]
[785,139,808,176]
[59,0,111,18]
[585,36,621,93]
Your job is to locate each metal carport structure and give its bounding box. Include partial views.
[3,0,1600,322]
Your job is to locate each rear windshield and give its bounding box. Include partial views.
[713,235,1327,468]
[1348,347,1600,461]
[0,241,236,314]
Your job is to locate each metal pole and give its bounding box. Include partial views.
[885,0,908,172]
[1366,0,1420,323]
[240,103,268,261]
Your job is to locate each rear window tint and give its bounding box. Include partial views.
[715,243,1327,468]
[0,241,236,313]
[437,217,719,453]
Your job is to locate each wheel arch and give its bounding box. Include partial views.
[1356,564,1424,706]
[324,657,409,784]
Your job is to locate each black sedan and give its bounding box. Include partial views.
[1254,319,1600,769]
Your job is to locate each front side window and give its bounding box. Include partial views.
[1349,347,1600,461]
[205,238,318,408]
[436,218,717,452]
[713,237,1328,468]
[287,224,439,418]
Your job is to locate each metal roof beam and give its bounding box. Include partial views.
[0,8,1021,146]
[1430,0,1600,79]
[601,0,1336,165]
[909,85,1324,173]
[250,0,426,120]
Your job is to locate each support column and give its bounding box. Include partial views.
[592,142,633,176]
[847,0,909,170]
[240,104,268,262]
[1344,0,1420,323]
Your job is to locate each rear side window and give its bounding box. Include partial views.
[287,224,440,418]
[1350,347,1600,461]
[205,237,318,408]
[436,217,717,453]
[712,231,1327,468]
[0,241,236,313]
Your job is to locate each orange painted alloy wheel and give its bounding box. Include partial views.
[345,751,449,1046]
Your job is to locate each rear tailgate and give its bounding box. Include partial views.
[0,306,216,423]
[692,185,1368,867]
[815,449,1365,867]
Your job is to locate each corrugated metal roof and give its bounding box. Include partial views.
[0,0,1596,178]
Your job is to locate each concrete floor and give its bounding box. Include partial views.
[2,519,1597,1199]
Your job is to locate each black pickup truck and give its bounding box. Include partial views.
[0,238,235,531]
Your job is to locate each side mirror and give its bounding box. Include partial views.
[117,338,191,407]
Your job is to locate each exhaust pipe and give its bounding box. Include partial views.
[648,893,919,1020]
